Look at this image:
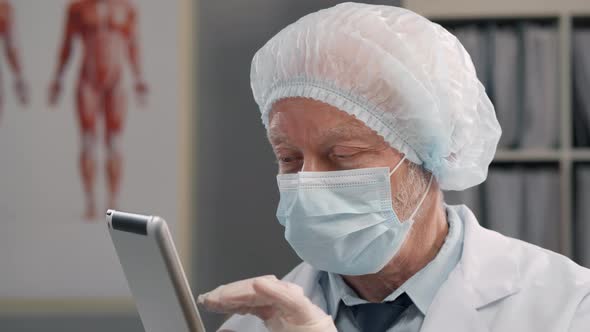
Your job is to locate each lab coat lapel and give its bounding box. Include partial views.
[420,266,489,332]
[421,205,522,332]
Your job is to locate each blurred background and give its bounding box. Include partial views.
[1,0,590,331]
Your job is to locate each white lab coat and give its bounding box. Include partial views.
[219,205,590,331]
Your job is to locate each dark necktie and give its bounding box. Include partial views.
[351,292,413,332]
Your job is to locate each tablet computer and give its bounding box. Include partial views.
[106,210,206,332]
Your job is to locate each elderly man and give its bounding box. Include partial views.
[198,3,590,331]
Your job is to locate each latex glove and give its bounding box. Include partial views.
[198,275,336,332]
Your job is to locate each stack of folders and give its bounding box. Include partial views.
[575,166,590,268]
[574,27,590,147]
[485,166,560,253]
[444,166,560,254]
[449,22,560,149]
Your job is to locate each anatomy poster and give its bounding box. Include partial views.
[0,0,190,308]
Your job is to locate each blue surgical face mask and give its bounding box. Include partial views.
[276,156,433,275]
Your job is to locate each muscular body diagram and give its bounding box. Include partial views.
[0,0,28,124]
[49,0,148,220]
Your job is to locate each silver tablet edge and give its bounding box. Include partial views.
[152,217,206,332]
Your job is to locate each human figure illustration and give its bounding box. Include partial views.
[49,0,148,219]
[0,0,28,124]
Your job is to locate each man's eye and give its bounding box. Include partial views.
[278,156,299,163]
[330,146,367,161]
[331,151,361,160]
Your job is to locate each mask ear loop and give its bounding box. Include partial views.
[389,156,407,176]
[409,173,434,221]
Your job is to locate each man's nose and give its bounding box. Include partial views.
[301,156,333,172]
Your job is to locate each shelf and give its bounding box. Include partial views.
[404,0,590,19]
[434,16,558,26]
[571,149,590,161]
[494,149,561,162]
[492,149,590,162]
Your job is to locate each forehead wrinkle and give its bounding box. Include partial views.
[267,127,290,146]
[267,105,378,146]
[317,119,376,144]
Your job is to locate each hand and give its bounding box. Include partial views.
[134,80,148,107]
[48,79,62,107]
[198,275,336,332]
[14,78,29,106]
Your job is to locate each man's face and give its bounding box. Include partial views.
[268,97,426,220]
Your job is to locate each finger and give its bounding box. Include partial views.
[198,284,256,313]
[198,276,278,313]
[241,305,276,320]
[251,278,318,323]
[201,275,277,305]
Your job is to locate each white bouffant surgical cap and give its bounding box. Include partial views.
[250,2,501,191]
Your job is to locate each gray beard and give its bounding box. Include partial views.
[392,162,429,221]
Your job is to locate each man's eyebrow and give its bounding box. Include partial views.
[267,129,290,145]
[318,123,374,143]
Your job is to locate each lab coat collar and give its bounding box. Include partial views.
[421,205,522,332]
[456,204,522,309]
